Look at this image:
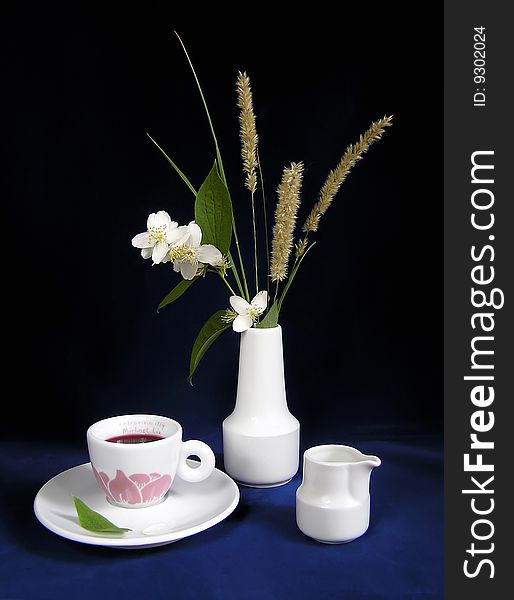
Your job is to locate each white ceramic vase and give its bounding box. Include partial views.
[222,325,300,487]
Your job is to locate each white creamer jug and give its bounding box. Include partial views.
[296,444,381,543]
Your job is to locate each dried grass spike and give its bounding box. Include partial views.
[303,115,392,233]
[295,237,308,259]
[236,71,259,194]
[271,162,304,282]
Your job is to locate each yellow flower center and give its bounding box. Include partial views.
[149,226,167,244]
[247,307,262,320]
[168,245,198,264]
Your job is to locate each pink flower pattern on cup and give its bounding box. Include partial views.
[92,465,172,505]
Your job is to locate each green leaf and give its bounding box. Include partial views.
[194,162,233,255]
[146,133,197,196]
[72,496,131,535]
[157,279,196,312]
[188,310,230,384]
[257,301,279,328]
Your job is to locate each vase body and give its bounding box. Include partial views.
[296,445,381,543]
[223,325,300,487]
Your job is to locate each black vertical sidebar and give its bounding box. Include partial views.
[445,2,513,598]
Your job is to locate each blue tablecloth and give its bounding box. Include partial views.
[0,436,443,599]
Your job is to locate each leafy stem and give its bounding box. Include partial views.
[257,149,270,296]
[251,191,259,293]
[146,133,245,298]
[229,252,244,297]
[218,272,237,296]
[273,280,279,305]
[146,134,197,196]
[231,215,249,300]
[277,242,316,312]
[175,31,250,301]
[175,32,226,183]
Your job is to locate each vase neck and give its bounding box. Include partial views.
[234,326,289,415]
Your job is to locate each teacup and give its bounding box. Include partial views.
[87,414,215,508]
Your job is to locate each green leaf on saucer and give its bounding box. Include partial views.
[256,301,279,328]
[157,278,196,312]
[72,496,131,535]
[194,161,233,255]
[188,310,230,384]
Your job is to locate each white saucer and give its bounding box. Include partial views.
[34,461,239,548]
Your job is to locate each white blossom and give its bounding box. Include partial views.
[131,211,186,264]
[167,221,223,280]
[229,291,268,332]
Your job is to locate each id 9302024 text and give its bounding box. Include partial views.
[473,26,486,107]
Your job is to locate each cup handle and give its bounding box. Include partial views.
[177,440,215,483]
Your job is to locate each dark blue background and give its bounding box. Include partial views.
[6,5,443,599]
